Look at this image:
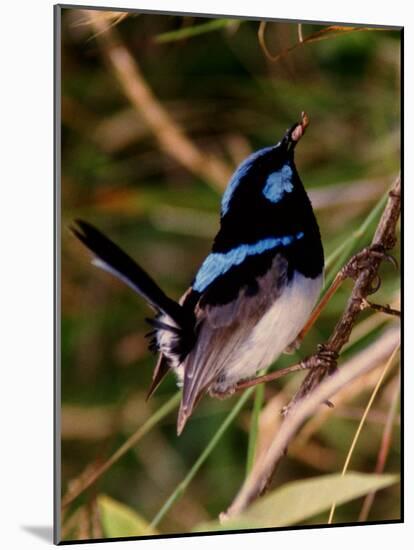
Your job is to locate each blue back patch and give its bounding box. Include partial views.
[262,164,293,203]
[221,146,274,216]
[193,232,304,292]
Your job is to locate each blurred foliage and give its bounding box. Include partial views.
[98,495,157,537]
[60,7,401,542]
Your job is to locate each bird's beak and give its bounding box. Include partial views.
[282,111,310,152]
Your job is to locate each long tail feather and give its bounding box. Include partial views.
[71,220,186,326]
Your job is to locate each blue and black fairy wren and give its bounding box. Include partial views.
[72,113,324,435]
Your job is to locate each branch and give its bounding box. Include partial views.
[287,176,400,410]
[85,11,232,191]
[222,176,401,519]
[223,328,400,521]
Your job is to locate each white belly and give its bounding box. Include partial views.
[216,271,323,389]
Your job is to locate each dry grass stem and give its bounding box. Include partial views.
[327,344,400,523]
[85,11,232,191]
[291,327,400,450]
[258,22,380,63]
[358,372,401,521]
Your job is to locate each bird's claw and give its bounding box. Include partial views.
[315,344,339,371]
[341,244,398,285]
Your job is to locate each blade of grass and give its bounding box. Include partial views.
[149,388,254,530]
[327,344,400,524]
[155,19,237,43]
[324,191,389,289]
[62,392,181,508]
[359,371,401,521]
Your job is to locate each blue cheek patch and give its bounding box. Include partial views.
[193,232,304,292]
[262,164,293,203]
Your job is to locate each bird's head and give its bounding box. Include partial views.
[220,112,310,218]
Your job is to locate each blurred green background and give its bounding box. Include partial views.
[60,7,401,542]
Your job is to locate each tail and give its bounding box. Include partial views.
[71,220,187,327]
[72,220,198,432]
[176,351,217,436]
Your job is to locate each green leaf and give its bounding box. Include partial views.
[196,472,398,531]
[155,19,238,43]
[98,495,157,537]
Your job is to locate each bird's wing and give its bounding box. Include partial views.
[177,252,289,433]
[198,248,288,326]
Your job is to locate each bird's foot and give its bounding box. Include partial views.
[281,345,338,417]
[341,244,398,294]
[315,344,339,371]
[209,384,237,400]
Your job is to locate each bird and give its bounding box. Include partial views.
[71,112,324,435]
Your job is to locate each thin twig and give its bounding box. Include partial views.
[296,271,344,343]
[86,11,232,191]
[361,299,401,318]
[297,24,304,43]
[222,177,400,519]
[258,22,381,63]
